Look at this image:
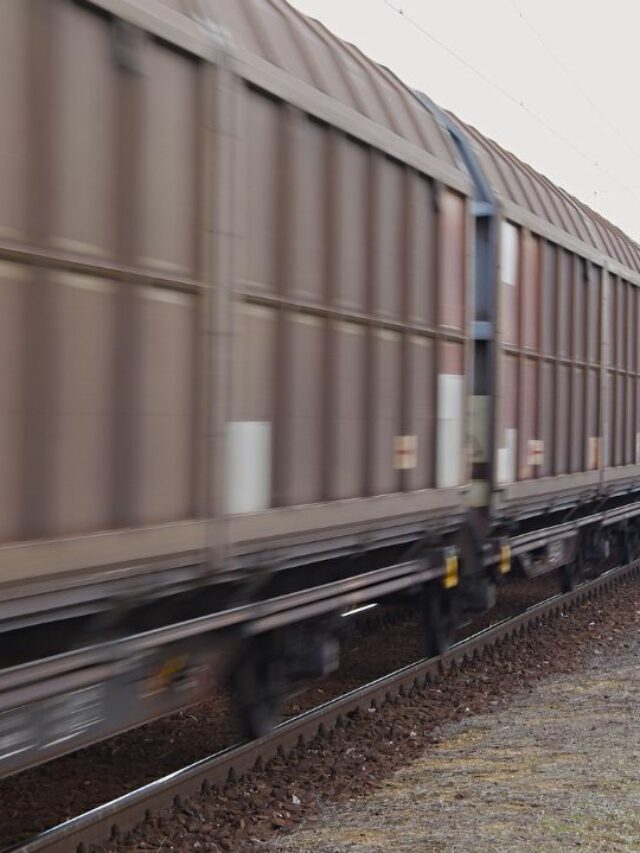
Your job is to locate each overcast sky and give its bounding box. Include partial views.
[289,0,640,241]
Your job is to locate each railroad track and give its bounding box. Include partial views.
[9,560,640,853]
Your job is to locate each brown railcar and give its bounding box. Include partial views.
[0,0,478,774]
[0,0,473,609]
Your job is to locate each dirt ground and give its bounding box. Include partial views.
[274,624,640,852]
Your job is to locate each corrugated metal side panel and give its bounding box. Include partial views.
[288,115,327,304]
[607,276,619,468]
[587,264,601,364]
[231,304,277,425]
[371,330,402,495]
[0,264,25,543]
[500,221,519,346]
[521,230,540,351]
[372,158,404,321]
[330,321,366,500]
[406,172,436,328]
[554,363,570,475]
[518,357,538,481]
[540,242,555,358]
[51,275,117,533]
[572,257,585,362]
[240,88,281,293]
[406,336,435,490]
[556,250,571,359]
[606,275,640,469]
[0,1,29,244]
[133,289,197,524]
[586,367,600,470]
[231,83,470,513]
[538,360,554,479]
[626,374,635,464]
[438,190,466,332]
[287,312,325,505]
[496,223,607,489]
[570,367,585,474]
[137,40,199,277]
[497,354,518,485]
[333,136,369,313]
[51,3,117,257]
[0,0,203,544]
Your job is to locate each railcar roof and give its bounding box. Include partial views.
[157,0,463,172]
[154,0,640,275]
[459,119,640,275]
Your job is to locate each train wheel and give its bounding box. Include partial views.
[423,584,459,658]
[559,561,577,594]
[231,634,285,740]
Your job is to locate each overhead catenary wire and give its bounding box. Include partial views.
[380,0,640,211]
[508,0,640,167]
[507,0,640,204]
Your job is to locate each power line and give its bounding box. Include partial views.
[598,185,640,195]
[508,0,640,167]
[380,0,640,210]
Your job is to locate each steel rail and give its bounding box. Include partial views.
[8,560,639,853]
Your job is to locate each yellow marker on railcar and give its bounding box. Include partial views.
[500,543,512,575]
[442,553,459,590]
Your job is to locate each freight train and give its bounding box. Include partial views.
[1,0,639,776]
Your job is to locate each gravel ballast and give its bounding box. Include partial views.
[276,615,640,851]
